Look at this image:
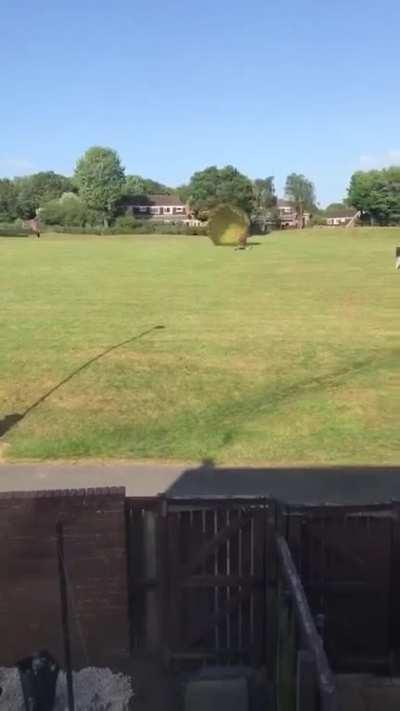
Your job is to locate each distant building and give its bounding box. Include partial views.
[126,194,200,225]
[325,207,359,226]
[277,199,311,228]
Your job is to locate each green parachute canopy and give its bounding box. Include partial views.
[208,204,250,246]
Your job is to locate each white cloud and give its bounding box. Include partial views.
[359,150,400,170]
[0,158,35,176]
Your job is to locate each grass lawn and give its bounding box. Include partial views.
[0,228,399,464]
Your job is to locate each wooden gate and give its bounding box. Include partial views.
[290,505,395,672]
[159,498,270,666]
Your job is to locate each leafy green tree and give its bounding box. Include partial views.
[325,202,348,213]
[348,168,400,224]
[177,184,191,204]
[74,147,125,226]
[285,173,316,227]
[0,179,18,221]
[187,165,254,219]
[253,177,277,209]
[251,177,277,230]
[123,175,146,197]
[141,178,172,194]
[122,175,173,200]
[14,172,73,218]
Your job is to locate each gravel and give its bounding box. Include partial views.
[0,666,133,710]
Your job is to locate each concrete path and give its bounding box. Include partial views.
[1,462,400,504]
[0,462,187,497]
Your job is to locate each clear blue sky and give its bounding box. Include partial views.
[1,0,399,205]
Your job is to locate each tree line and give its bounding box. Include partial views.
[1,145,399,231]
[0,146,318,232]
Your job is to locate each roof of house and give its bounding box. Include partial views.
[128,194,186,207]
[325,207,358,218]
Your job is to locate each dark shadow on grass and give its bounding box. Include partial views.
[0,325,165,439]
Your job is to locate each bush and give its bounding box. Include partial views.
[310,214,327,226]
[43,225,104,235]
[40,219,208,237]
[105,220,208,236]
[40,196,97,228]
[0,222,30,237]
[113,215,138,233]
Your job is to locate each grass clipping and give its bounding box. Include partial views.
[208,204,250,246]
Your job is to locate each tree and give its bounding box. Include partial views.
[123,175,146,198]
[251,177,277,230]
[14,172,74,219]
[348,168,400,224]
[187,165,254,219]
[177,184,191,204]
[0,179,18,221]
[253,177,277,210]
[285,173,316,227]
[122,175,173,201]
[141,178,172,194]
[325,202,348,213]
[40,194,96,228]
[74,147,125,226]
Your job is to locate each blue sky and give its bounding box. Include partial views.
[1,0,399,206]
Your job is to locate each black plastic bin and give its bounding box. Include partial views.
[17,651,59,711]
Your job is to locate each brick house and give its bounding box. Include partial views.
[277,199,311,228]
[126,194,191,222]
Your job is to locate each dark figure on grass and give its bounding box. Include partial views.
[26,216,41,239]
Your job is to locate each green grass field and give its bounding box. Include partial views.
[1,229,399,464]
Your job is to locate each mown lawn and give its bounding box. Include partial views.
[0,229,399,464]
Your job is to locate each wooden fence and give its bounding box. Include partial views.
[126,496,400,685]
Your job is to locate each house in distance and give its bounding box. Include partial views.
[277,199,311,228]
[126,194,200,225]
[325,206,359,226]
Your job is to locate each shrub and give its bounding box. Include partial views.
[40,219,208,237]
[0,222,30,237]
[40,196,97,228]
[310,214,327,227]
[113,215,138,233]
[43,225,104,235]
[106,220,208,236]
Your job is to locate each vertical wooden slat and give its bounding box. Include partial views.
[166,512,181,653]
[388,507,400,665]
[217,508,227,653]
[214,508,220,652]
[265,501,278,682]
[229,508,240,655]
[250,514,255,651]
[296,650,317,711]
[253,506,267,666]
[238,509,243,655]
[157,497,169,661]
[226,509,231,653]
